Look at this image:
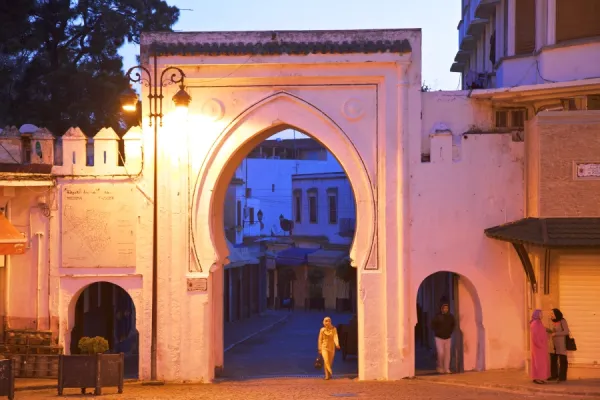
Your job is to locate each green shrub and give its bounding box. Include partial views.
[78,336,109,355]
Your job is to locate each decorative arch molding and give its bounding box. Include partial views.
[191,91,376,273]
[59,276,144,357]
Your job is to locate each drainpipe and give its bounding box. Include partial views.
[4,201,11,330]
[47,216,52,330]
[34,232,44,330]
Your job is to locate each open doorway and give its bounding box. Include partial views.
[415,271,485,376]
[70,282,139,379]
[219,127,359,379]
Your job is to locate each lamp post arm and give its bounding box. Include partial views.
[158,66,187,126]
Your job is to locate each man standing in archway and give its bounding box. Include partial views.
[431,297,455,374]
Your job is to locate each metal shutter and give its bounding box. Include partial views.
[558,251,600,365]
[556,0,600,43]
[515,0,536,55]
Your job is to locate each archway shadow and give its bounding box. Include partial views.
[70,282,139,379]
[414,271,485,376]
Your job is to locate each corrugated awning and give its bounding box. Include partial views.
[484,217,600,294]
[484,217,600,248]
[276,247,318,267]
[0,214,26,255]
[307,250,348,268]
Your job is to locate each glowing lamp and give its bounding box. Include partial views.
[120,87,139,112]
[172,85,192,115]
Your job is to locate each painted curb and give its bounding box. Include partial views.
[224,314,290,353]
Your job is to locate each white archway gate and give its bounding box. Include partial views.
[144,29,421,382]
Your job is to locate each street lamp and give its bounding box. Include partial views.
[121,55,191,382]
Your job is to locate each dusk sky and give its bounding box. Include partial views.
[119,0,462,92]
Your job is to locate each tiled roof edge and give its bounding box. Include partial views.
[145,39,412,57]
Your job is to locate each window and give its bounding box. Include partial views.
[515,0,536,55]
[556,0,600,43]
[249,207,255,225]
[293,190,302,223]
[327,188,338,224]
[245,188,252,198]
[495,109,526,129]
[308,188,318,224]
[22,137,32,164]
[236,201,242,226]
[272,184,275,192]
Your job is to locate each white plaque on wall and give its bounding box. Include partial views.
[61,184,136,268]
[576,163,600,178]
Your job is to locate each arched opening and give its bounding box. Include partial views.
[217,126,359,379]
[414,271,485,376]
[70,282,139,379]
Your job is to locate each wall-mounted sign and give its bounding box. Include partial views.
[187,278,208,292]
[576,163,600,178]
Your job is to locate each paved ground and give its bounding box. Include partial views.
[224,310,289,350]
[221,311,357,378]
[15,378,565,399]
[419,368,600,398]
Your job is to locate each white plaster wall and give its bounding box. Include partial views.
[146,29,422,383]
[0,187,53,330]
[412,92,527,372]
[291,174,355,244]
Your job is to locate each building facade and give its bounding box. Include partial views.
[8,27,597,383]
[452,0,600,90]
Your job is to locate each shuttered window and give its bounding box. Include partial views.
[556,0,600,43]
[515,0,536,55]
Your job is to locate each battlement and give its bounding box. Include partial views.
[0,125,143,177]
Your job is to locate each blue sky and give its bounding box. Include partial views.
[119,0,461,91]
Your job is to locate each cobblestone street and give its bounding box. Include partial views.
[18,378,556,400]
[221,311,357,378]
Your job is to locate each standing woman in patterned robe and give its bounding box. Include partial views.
[318,316,340,380]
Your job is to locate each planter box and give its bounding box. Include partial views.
[58,353,124,396]
[0,359,15,400]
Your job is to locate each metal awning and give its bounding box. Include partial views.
[307,250,347,268]
[275,247,318,268]
[484,217,600,293]
[225,240,260,268]
[485,217,600,248]
[0,214,26,255]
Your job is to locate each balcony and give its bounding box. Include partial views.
[475,0,500,19]
[467,18,489,38]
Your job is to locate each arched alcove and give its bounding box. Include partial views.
[63,279,142,379]
[413,271,486,375]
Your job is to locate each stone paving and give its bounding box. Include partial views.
[18,378,556,399]
[224,309,290,350]
[419,368,600,398]
[221,311,357,379]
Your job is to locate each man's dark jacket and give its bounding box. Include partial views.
[431,312,455,339]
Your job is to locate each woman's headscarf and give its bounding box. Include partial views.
[530,309,543,323]
[323,316,332,327]
[551,308,564,323]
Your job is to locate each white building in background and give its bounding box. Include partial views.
[291,172,355,245]
[223,136,344,243]
[452,0,600,90]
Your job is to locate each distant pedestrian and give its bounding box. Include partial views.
[318,316,340,380]
[529,309,549,384]
[431,297,455,374]
[547,308,570,382]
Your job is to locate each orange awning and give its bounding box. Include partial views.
[0,214,26,255]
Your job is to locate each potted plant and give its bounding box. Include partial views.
[58,336,124,396]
